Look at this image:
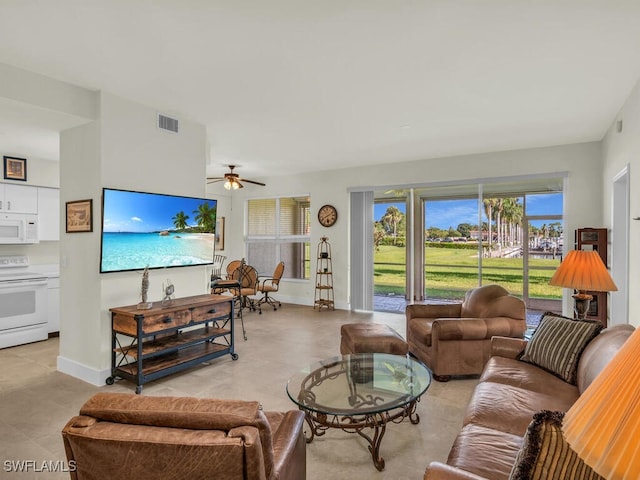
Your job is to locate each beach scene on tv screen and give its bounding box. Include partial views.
[101,189,217,272]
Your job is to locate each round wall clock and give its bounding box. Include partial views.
[318,204,338,227]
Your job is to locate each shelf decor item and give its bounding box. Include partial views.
[314,236,334,310]
[3,156,27,181]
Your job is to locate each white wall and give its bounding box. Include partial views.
[58,92,209,385]
[602,77,640,328]
[214,142,603,313]
[59,120,102,380]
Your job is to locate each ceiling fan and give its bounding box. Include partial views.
[206,165,266,190]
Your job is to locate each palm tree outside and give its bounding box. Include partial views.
[374,193,562,313]
[381,206,404,245]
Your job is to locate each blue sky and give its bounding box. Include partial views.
[375,193,563,229]
[102,189,217,233]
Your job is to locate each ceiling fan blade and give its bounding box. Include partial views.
[207,177,225,184]
[238,178,266,186]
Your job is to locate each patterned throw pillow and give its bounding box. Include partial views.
[509,410,604,480]
[520,312,602,384]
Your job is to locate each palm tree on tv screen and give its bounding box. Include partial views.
[172,211,189,231]
[193,203,216,232]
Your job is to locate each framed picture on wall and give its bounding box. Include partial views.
[66,199,93,233]
[3,156,27,181]
[215,216,225,251]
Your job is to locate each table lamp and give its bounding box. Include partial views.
[563,326,640,479]
[549,249,617,319]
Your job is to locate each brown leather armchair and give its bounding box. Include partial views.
[62,393,306,480]
[406,284,525,381]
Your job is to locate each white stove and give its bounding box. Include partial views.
[0,255,48,348]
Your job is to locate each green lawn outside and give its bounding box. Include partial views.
[374,245,562,300]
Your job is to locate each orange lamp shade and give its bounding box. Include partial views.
[549,250,618,292]
[563,327,640,479]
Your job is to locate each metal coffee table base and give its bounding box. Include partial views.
[302,400,420,471]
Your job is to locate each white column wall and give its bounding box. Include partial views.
[58,92,209,385]
[602,77,640,328]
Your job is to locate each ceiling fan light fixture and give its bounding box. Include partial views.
[208,165,264,189]
[224,179,240,190]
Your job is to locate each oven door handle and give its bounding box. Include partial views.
[0,279,48,287]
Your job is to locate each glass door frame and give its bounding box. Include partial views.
[523,214,563,312]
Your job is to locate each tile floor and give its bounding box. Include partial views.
[0,303,477,480]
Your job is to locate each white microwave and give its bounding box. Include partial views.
[0,213,39,244]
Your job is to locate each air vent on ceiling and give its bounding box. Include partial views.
[157,113,179,134]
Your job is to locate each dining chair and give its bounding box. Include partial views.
[256,262,285,314]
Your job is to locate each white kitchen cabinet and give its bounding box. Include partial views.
[0,183,38,214]
[37,187,60,241]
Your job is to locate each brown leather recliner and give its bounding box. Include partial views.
[406,284,526,381]
[62,393,306,480]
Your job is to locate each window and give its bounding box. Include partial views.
[246,196,311,279]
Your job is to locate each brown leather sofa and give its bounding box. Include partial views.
[424,323,635,480]
[406,285,526,381]
[62,393,306,480]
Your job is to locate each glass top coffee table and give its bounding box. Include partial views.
[286,353,431,470]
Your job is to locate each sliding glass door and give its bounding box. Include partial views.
[523,193,563,313]
[368,174,564,315]
[424,197,480,300]
[373,199,407,299]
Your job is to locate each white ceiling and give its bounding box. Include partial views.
[1,1,640,179]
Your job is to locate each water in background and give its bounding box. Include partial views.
[101,232,214,272]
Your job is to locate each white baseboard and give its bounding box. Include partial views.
[57,355,110,387]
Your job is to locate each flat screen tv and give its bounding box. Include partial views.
[100,188,217,273]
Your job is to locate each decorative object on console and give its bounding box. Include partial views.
[3,156,27,181]
[162,279,175,306]
[207,165,266,190]
[549,250,617,320]
[137,266,152,310]
[66,199,93,233]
